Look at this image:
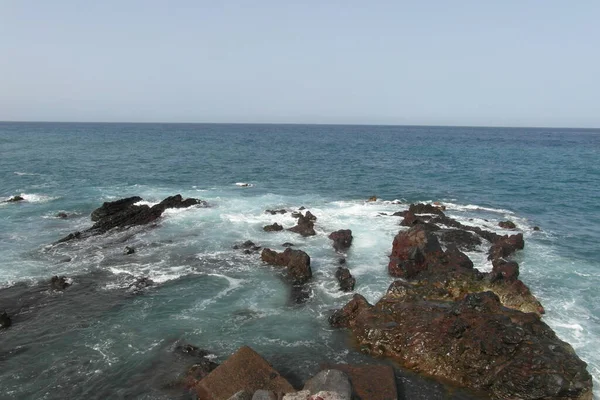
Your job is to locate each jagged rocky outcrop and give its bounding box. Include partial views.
[4,195,24,203]
[55,194,207,243]
[263,223,284,232]
[260,248,312,285]
[288,212,317,237]
[335,267,355,292]
[329,289,592,400]
[328,230,353,252]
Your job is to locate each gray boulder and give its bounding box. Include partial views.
[303,369,352,400]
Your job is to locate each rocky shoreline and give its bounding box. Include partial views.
[1,196,593,399]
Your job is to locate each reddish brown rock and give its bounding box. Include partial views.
[329,289,592,400]
[488,233,524,261]
[261,248,312,284]
[328,230,353,252]
[195,346,294,400]
[387,225,445,278]
[320,364,398,400]
[288,212,317,237]
[335,267,355,292]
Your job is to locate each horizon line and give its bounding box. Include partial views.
[0,120,599,131]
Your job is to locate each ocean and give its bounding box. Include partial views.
[0,122,598,399]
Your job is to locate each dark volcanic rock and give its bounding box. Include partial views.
[263,223,284,232]
[438,229,482,251]
[335,267,356,292]
[91,196,142,221]
[330,290,592,400]
[290,284,312,304]
[57,195,205,243]
[328,229,353,252]
[338,258,346,265]
[281,242,294,247]
[408,203,446,216]
[124,246,135,255]
[5,195,25,203]
[175,343,219,389]
[265,209,287,215]
[56,212,68,219]
[0,311,11,329]
[128,277,154,294]
[50,275,70,291]
[260,248,312,284]
[533,226,541,231]
[491,259,520,282]
[498,220,517,229]
[288,212,317,237]
[388,225,445,278]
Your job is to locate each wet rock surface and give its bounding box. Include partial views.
[289,212,317,237]
[4,195,25,203]
[328,230,353,252]
[261,248,312,285]
[330,290,592,400]
[264,223,284,232]
[0,311,11,329]
[335,267,355,292]
[50,275,71,291]
[56,194,206,243]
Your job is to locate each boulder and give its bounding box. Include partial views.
[196,346,294,400]
[408,203,445,216]
[50,275,70,291]
[283,391,311,400]
[303,369,352,400]
[288,212,316,237]
[319,364,397,400]
[328,230,353,252]
[338,258,346,265]
[0,311,11,329]
[252,390,278,400]
[261,248,312,285]
[290,284,312,304]
[491,259,520,282]
[153,194,207,211]
[329,291,592,400]
[498,220,517,229]
[282,242,295,247]
[263,223,284,232]
[128,277,154,294]
[123,246,135,255]
[91,196,142,221]
[533,226,541,231]
[335,267,355,292]
[367,196,377,202]
[56,212,68,219]
[234,240,261,253]
[387,225,445,278]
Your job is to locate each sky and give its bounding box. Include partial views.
[0,1,599,127]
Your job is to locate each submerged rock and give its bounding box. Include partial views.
[175,343,219,389]
[281,242,295,247]
[265,209,287,215]
[56,212,68,219]
[0,311,11,329]
[328,230,353,252]
[50,275,71,291]
[128,277,154,294]
[319,364,398,400]
[329,290,592,400]
[123,246,135,255]
[263,223,284,232]
[335,267,355,292]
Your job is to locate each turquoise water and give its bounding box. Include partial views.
[0,122,599,399]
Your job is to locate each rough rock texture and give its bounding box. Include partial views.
[330,291,593,400]
[124,246,135,255]
[283,391,311,400]
[261,248,312,285]
[0,311,11,329]
[303,369,352,400]
[437,229,482,252]
[57,194,205,243]
[175,343,219,389]
[335,267,355,292]
[498,220,517,229]
[91,196,143,221]
[56,212,68,219]
[252,390,278,400]
[319,364,397,400]
[288,212,317,237]
[196,346,294,400]
[50,275,70,291]
[228,392,253,400]
[328,230,353,252]
[263,223,284,232]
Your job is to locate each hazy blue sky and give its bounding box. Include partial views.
[1,1,598,127]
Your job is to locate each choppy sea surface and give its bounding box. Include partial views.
[0,122,599,399]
